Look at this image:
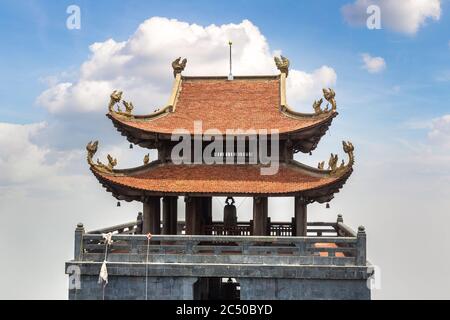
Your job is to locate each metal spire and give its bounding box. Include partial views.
[228,41,234,80]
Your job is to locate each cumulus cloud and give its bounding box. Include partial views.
[0,122,55,185]
[428,114,450,148]
[286,66,337,107]
[342,0,441,35]
[36,17,336,114]
[361,53,386,73]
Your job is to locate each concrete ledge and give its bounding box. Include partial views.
[81,253,356,266]
[66,261,371,280]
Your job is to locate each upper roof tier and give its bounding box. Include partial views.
[107,56,338,153]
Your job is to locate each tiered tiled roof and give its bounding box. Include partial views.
[86,56,353,201]
[109,76,336,135]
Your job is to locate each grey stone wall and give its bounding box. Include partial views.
[69,275,197,300]
[69,275,370,300]
[239,278,370,300]
[66,260,372,300]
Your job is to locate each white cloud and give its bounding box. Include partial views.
[286,66,337,107]
[36,17,336,114]
[428,114,450,148]
[342,0,441,35]
[0,122,54,184]
[361,53,386,73]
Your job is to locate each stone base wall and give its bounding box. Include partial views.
[69,275,197,300]
[239,278,370,300]
[69,275,370,300]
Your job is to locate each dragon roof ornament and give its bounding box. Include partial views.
[312,88,337,114]
[172,57,187,77]
[317,141,355,176]
[86,141,118,174]
[274,55,290,76]
[108,90,134,117]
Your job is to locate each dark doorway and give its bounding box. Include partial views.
[193,277,240,300]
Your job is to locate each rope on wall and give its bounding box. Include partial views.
[145,233,152,300]
[98,232,113,300]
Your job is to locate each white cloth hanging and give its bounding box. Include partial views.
[98,260,108,284]
[98,232,113,285]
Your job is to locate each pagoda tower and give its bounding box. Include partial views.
[66,55,372,300]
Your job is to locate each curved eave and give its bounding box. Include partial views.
[107,110,338,152]
[89,160,353,203]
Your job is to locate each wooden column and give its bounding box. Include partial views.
[185,197,197,235]
[252,196,268,236]
[163,196,178,235]
[186,197,212,235]
[201,197,212,235]
[143,196,161,234]
[294,197,308,236]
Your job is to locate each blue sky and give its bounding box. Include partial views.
[1,0,449,125]
[1,0,450,299]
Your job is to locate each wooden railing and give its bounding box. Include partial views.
[75,233,366,266]
[205,222,252,236]
[85,214,351,238]
[74,215,367,266]
[88,221,139,235]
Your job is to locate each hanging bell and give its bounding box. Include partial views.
[309,152,312,156]
[129,144,133,149]
[326,203,330,209]
[224,197,237,233]
[117,201,121,207]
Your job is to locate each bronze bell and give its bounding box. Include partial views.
[223,197,237,234]
[117,201,121,207]
[326,203,330,209]
[129,144,133,149]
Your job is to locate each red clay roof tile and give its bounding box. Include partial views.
[94,163,341,195]
[113,77,333,134]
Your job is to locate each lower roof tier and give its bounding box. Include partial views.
[90,160,353,203]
